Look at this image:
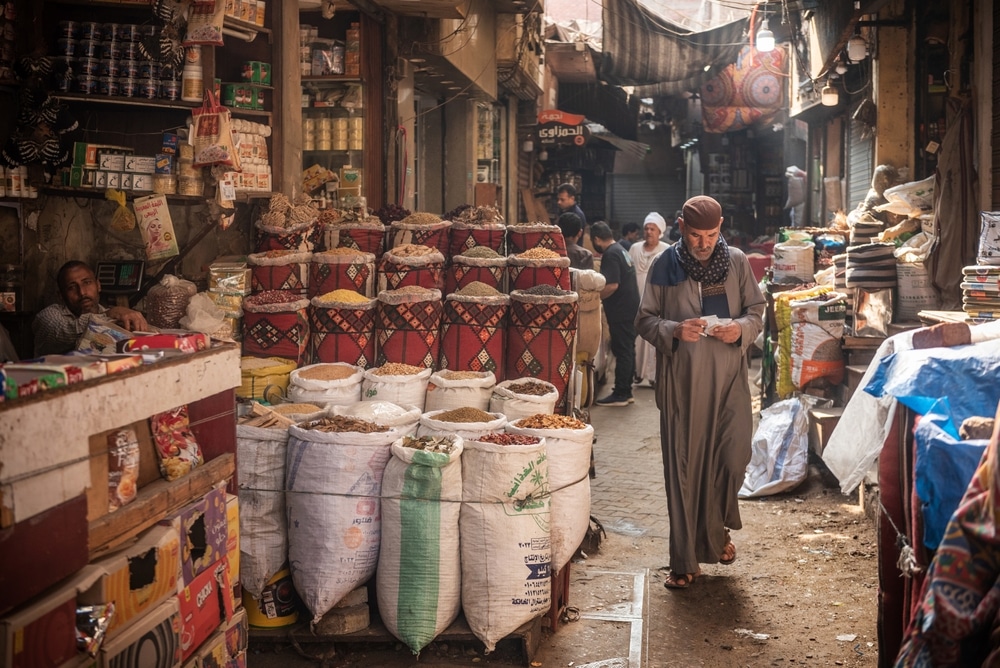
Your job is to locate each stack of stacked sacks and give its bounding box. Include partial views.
[961,265,1000,322]
[844,242,896,336]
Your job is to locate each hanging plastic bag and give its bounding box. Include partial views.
[146,275,198,329]
[184,0,225,46]
[191,90,242,170]
[106,189,135,231]
[180,292,226,334]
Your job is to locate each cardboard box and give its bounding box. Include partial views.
[78,524,181,637]
[177,560,233,661]
[0,569,95,668]
[156,154,174,174]
[98,153,126,172]
[121,173,134,190]
[224,495,241,611]
[162,133,180,154]
[74,142,128,168]
[107,172,122,189]
[33,355,108,381]
[182,628,226,668]
[100,597,182,668]
[132,173,153,191]
[95,171,109,189]
[87,420,160,522]
[160,484,229,585]
[121,332,211,354]
[224,608,248,659]
[125,155,156,174]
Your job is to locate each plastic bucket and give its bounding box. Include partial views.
[244,567,300,628]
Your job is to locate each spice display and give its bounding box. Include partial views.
[297,364,357,381]
[317,209,343,226]
[315,289,370,304]
[438,370,489,380]
[455,281,502,297]
[459,246,502,259]
[391,244,436,258]
[398,212,442,226]
[401,434,457,454]
[521,285,571,297]
[505,380,554,396]
[517,248,561,259]
[450,204,503,226]
[515,414,588,430]
[477,433,540,446]
[239,402,297,428]
[301,416,389,433]
[260,249,298,259]
[316,247,365,257]
[373,203,411,224]
[388,285,437,296]
[244,289,301,306]
[433,407,495,423]
[259,193,319,229]
[371,362,424,376]
[270,402,321,414]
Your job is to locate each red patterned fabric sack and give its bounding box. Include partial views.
[378,247,446,292]
[438,293,509,380]
[255,220,316,253]
[375,287,443,369]
[507,254,571,292]
[309,295,377,367]
[248,250,312,295]
[242,291,311,365]
[449,222,506,258]
[389,219,452,257]
[309,250,376,299]
[505,289,579,414]
[445,255,507,294]
[506,223,567,257]
[319,218,386,257]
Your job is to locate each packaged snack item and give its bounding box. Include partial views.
[150,405,204,481]
[107,426,140,511]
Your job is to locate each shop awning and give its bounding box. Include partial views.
[600,0,748,90]
[587,123,650,161]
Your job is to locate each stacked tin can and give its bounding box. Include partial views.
[56,21,179,100]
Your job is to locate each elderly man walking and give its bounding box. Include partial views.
[635,196,765,589]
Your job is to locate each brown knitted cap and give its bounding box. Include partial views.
[681,195,723,230]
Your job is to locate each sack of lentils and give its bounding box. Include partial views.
[317,208,386,256]
[489,378,560,422]
[389,212,452,258]
[248,250,312,295]
[309,248,376,299]
[506,286,579,414]
[362,362,434,412]
[287,362,364,408]
[439,289,509,382]
[506,221,566,257]
[446,247,507,294]
[378,244,446,293]
[507,248,571,292]
[309,290,377,367]
[418,407,507,442]
[375,287,444,369]
[242,290,311,365]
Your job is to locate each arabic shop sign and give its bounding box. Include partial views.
[536,109,590,147]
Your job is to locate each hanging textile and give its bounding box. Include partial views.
[701,46,788,134]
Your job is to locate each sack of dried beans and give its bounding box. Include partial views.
[446,251,507,295]
[438,293,509,383]
[362,363,434,412]
[378,433,464,653]
[248,250,312,295]
[505,288,578,414]
[309,249,376,299]
[378,244,446,293]
[242,291,311,365]
[489,378,560,421]
[507,414,593,574]
[389,213,452,257]
[424,370,497,413]
[375,287,444,370]
[317,209,386,256]
[460,436,551,653]
[505,222,566,257]
[288,362,364,408]
[308,292,377,367]
[286,418,401,624]
[507,249,571,292]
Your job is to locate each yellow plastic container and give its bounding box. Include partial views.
[244,568,300,628]
[239,356,297,400]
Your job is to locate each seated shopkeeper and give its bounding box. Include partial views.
[32,260,148,356]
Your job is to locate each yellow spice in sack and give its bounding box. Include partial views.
[317,289,369,304]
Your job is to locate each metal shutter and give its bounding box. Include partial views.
[847,117,873,210]
[992,6,1000,208]
[606,175,685,227]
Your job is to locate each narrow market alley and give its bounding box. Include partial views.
[250,366,879,668]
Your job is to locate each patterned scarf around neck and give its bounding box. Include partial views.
[677,235,730,285]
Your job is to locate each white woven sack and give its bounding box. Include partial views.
[378,436,465,654]
[362,367,433,411]
[237,423,290,599]
[285,423,401,625]
[460,438,551,653]
[772,240,815,284]
[896,262,938,321]
[288,363,363,407]
[329,401,421,436]
[424,371,496,412]
[506,419,593,574]
[489,379,559,422]
[418,409,507,442]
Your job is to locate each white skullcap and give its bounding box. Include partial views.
[643,211,667,236]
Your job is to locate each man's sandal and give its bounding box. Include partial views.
[663,572,698,589]
[719,540,737,565]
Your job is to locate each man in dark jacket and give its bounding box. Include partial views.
[591,221,639,406]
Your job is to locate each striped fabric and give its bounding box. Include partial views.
[850,220,884,244]
[845,243,897,288]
